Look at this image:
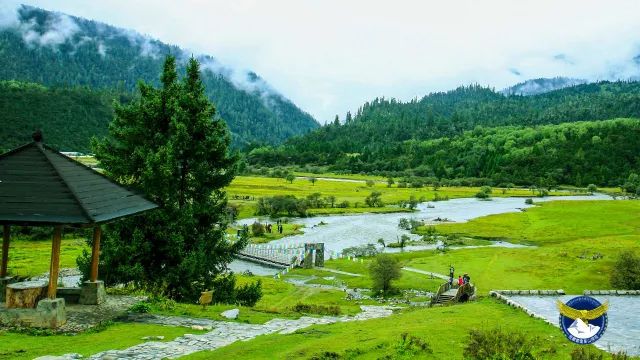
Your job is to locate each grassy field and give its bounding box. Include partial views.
[227,175,581,219]
[1,234,88,278]
[287,259,443,293]
[0,323,205,360]
[148,275,376,324]
[181,298,608,360]
[402,200,640,293]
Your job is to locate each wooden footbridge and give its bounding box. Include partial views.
[430,281,476,306]
[236,243,325,269]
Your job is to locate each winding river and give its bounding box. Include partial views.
[230,193,612,274]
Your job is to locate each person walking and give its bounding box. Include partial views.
[458,275,463,286]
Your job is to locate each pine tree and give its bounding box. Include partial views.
[82,55,245,300]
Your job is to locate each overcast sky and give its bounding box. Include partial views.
[9,0,640,122]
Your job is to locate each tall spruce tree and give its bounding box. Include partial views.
[80,56,245,300]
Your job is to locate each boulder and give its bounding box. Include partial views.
[221,308,239,319]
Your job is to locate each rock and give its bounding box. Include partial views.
[6,280,47,309]
[221,309,239,319]
[142,335,165,340]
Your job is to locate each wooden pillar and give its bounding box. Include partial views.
[47,226,62,299]
[1,225,9,277]
[89,226,102,282]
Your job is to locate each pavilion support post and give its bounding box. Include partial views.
[47,226,62,299]
[80,225,106,305]
[1,225,9,277]
[89,226,101,282]
[0,224,13,302]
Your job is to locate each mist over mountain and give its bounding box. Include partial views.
[0,5,319,147]
[501,77,588,96]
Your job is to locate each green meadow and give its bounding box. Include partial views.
[1,175,636,359]
[182,298,605,360]
[0,323,206,360]
[227,175,580,219]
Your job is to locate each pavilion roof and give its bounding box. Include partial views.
[0,138,157,226]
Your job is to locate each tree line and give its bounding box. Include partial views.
[247,81,640,186]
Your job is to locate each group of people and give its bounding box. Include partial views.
[448,265,471,286]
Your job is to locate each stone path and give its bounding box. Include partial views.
[402,267,449,280]
[40,305,399,360]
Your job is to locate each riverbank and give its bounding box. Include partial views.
[227,175,586,220]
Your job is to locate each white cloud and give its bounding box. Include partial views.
[21,10,79,48]
[8,0,640,122]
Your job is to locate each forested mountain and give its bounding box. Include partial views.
[0,80,117,152]
[248,81,640,186]
[501,77,586,96]
[0,5,318,147]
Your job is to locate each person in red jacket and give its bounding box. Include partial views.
[458,275,463,286]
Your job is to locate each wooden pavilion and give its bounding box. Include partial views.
[0,132,157,327]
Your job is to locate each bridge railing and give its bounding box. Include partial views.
[430,281,452,306]
[238,244,306,266]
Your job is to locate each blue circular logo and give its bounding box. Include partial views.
[557,296,608,344]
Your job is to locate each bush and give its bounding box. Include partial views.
[251,221,265,236]
[129,301,151,313]
[366,180,375,187]
[369,254,402,295]
[611,251,640,289]
[365,191,384,207]
[394,332,432,357]
[476,186,492,199]
[148,295,177,311]
[475,191,490,199]
[525,198,534,205]
[292,302,341,315]
[570,348,603,360]
[236,280,263,307]
[211,273,237,304]
[464,328,547,360]
[342,244,379,257]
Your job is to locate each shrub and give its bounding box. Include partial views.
[129,301,151,313]
[464,328,550,360]
[570,348,603,360]
[211,273,237,304]
[525,198,534,205]
[394,332,432,357]
[292,302,341,316]
[369,254,402,295]
[475,191,490,199]
[148,295,177,311]
[611,251,640,289]
[365,191,384,207]
[366,180,375,187]
[476,186,492,199]
[236,280,263,307]
[251,221,265,236]
[397,181,407,188]
[342,244,379,257]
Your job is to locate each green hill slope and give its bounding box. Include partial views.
[0,5,318,147]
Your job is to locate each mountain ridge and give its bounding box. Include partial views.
[0,5,319,147]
